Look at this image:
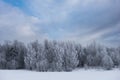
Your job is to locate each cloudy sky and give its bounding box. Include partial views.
[0,0,120,46]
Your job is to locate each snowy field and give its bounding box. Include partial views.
[0,69,120,80]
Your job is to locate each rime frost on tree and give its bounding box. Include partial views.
[1,40,26,69]
[75,44,85,67]
[0,44,6,69]
[101,56,113,70]
[62,42,79,71]
[107,48,120,67]
[0,40,120,71]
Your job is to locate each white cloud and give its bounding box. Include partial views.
[58,22,120,46]
[0,1,46,42]
[27,0,81,23]
[0,0,120,47]
[16,25,35,37]
[85,23,120,41]
[28,0,112,15]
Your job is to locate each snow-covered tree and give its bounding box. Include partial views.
[25,40,39,70]
[44,40,64,71]
[85,42,99,66]
[12,40,27,69]
[2,40,26,69]
[36,42,48,71]
[25,40,49,71]
[0,40,119,71]
[62,42,79,71]
[107,48,120,67]
[75,44,85,67]
[85,42,110,68]
[0,44,6,69]
[50,41,64,71]
[101,54,114,70]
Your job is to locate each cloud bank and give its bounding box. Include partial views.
[0,0,120,46]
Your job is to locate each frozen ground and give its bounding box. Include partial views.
[0,69,120,80]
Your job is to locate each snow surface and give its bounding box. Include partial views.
[0,69,120,80]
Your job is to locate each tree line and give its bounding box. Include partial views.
[0,40,120,71]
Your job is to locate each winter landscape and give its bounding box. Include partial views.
[0,0,120,80]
